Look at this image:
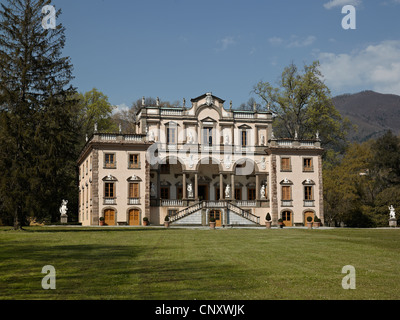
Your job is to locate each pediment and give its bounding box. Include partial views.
[200,117,217,123]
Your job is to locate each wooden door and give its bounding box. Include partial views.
[104,209,115,226]
[209,210,222,227]
[129,209,140,226]
[282,211,292,227]
[304,211,314,225]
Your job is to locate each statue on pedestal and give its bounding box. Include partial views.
[59,200,68,224]
[389,205,396,220]
[389,205,397,228]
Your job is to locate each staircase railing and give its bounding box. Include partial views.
[168,200,261,225]
[169,201,203,222]
[227,202,260,225]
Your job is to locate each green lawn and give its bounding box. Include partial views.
[0,226,399,300]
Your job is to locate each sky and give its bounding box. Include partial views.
[48,0,400,112]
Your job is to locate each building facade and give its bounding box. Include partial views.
[77,92,324,227]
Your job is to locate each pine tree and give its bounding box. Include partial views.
[0,0,78,228]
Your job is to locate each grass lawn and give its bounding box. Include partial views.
[0,226,399,300]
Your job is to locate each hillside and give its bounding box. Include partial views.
[332,91,400,142]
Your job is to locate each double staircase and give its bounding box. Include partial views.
[168,201,260,225]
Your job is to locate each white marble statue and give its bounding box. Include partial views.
[187,183,193,198]
[187,131,194,144]
[260,185,266,199]
[150,183,156,197]
[225,184,231,198]
[148,130,155,142]
[59,200,68,216]
[389,205,396,219]
[224,134,229,145]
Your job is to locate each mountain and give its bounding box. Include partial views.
[332,90,400,142]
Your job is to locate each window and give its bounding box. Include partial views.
[167,127,176,144]
[129,183,140,198]
[105,182,115,198]
[105,153,116,168]
[281,157,291,171]
[241,130,247,147]
[303,158,313,172]
[203,127,213,145]
[247,188,256,201]
[235,188,242,200]
[129,154,140,169]
[160,187,170,200]
[177,187,183,200]
[282,186,292,200]
[304,186,313,200]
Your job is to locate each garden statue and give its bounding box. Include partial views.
[187,183,193,198]
[225,184,231,198]
[59,199,68,224]
[389,205,396,219]
[260,185,266,199]
[59,200,68,216]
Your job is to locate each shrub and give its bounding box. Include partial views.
[266,213,271,221]
[307,216,313,222]
[164,215,170,222]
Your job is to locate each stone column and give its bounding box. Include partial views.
[182,173,187,199]
[256,174,260,201]
[219,173,224,200]
[91,149,99,226]
[231,173,235,200]
[271,155,278,225]
[145,160,150,219]
[318,154,324,225]
[194,173,198,200]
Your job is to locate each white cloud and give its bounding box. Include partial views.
[319,40,400,95]
[268,35,316,48]
[323,0,362,9]
[113,103,129,114]
[268,37,283,46]
[216,36,237,51]
[287,35,316,48]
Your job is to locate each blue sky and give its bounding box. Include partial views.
[50,0,400,111]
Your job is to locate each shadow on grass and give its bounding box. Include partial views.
[0,233,256,299]
[0,226,167,233]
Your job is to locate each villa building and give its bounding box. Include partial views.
[77,92,324,227]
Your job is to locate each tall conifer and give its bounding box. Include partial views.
[0,0,78,228]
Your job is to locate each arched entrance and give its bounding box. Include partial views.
[128,209,140,226]
[281,210,293,227]
[304,211,315,225]
[104,209,116,226]
[209,209,222,227]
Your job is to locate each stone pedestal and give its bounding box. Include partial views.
[61,214,68,224]
[389,218,397,228]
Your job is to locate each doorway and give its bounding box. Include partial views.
[129,209,140,226]
[304,211,314,225]
[282,210,292,227]
[198,185,209,201]
[209,209,222,227]
[104,209,115,226]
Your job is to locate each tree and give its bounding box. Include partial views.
[253,61,351,154]
[75,88,117,141]
[0,0,77,228]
